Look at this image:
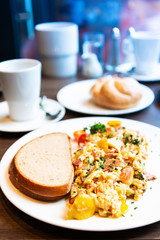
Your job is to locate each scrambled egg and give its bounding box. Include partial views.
[66,120,153,220]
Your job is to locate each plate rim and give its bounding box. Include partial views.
[0,116,160,231]
[57,79,155,115]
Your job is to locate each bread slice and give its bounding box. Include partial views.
[9,132,74,201]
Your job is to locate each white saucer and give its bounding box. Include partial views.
[116,62,160,82]
[0,99,65,133]
[131,68,160,82]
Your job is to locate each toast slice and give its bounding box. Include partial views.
[9,132,74,201]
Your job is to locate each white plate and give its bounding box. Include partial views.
[0,117,160,231]
[57,80,154,115]
[0,98,65,132]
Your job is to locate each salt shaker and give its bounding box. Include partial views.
[122,27,135,64]
[105,27,121,72]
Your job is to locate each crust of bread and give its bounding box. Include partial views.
[9,132,74,201]
[90,75,142,109]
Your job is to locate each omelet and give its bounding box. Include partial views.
[66,121,155,220]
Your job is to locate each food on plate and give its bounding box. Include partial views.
[66,120,155,220]
[9,132,74,201]
[90,75,142,109]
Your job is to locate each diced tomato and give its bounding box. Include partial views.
[73,130,86,141]
[78,133,89,145]
[120,167,134,185]
[143,172,156,181]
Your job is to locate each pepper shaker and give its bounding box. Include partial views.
[105,27,121,72]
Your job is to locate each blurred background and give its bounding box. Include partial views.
[1,0,160,65]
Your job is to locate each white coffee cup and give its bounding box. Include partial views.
[0,59,41,121]
[131,31,160,75]
[35,22,79,77]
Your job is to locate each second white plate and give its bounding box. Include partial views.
[57,80,154,115]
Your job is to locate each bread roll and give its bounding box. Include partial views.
[90,75,142,109]
[9,132,74,201]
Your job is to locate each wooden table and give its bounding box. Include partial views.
[0,75,160,240]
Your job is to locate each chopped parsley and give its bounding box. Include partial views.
[109,164,113,168]
[86,171,90,176]
[100,156,104,162]
[131,138,142,145]
[100,163,105,169]
[134,171,144,180]
[90,123,106,134]
[90,162,95,166]
[124,134,142,146]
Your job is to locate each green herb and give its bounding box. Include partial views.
[131,138,142,145]
[90,162,95,166]
[96,168,99,171]
[73,191,76,193]
[106,212,110,216]
[100,163,105,169]
[134,207,138,210]
[100,156,104,162]
[134,170,144,180]
[124,134,141,145]
[109,164,113,168]
[115,167,118,170]
[131,201,134,204]
[86,171,90,176]
[90,122,106,134]
[83,127,88,131]
[125,135,129,144]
